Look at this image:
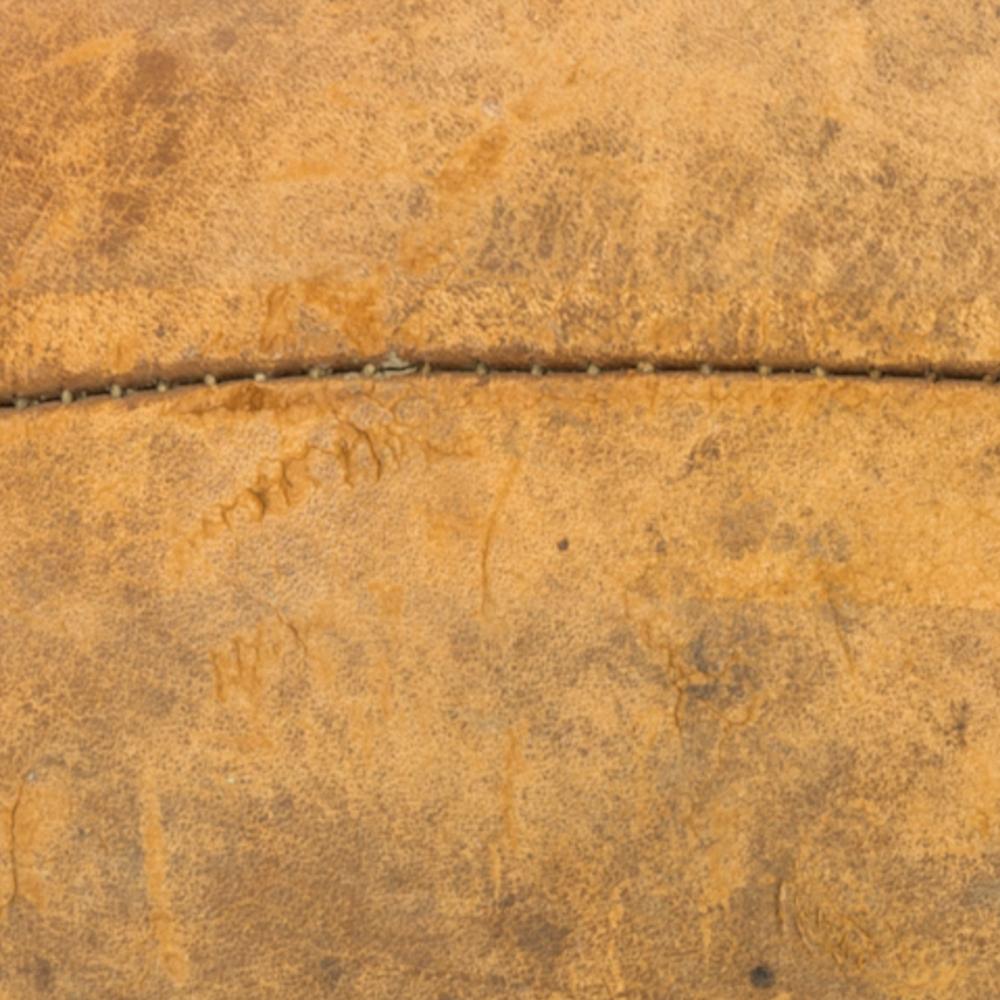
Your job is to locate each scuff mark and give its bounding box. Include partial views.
[480,458,521,616]
[4,777,25,912]
[139,770,189,985]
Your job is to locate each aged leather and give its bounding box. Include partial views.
[3,374,1000,997]
[4,0,1000,396]
[5,1,1000,997]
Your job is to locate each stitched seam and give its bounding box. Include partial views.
[1,357,996,410]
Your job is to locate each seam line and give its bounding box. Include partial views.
[2,357,997,410]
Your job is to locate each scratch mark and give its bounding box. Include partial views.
[4,778,25,912]
[480,458,521,616]
[823,585,859,680]
[139,771,189,985]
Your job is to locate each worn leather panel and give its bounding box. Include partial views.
[2,373,1000,997]
[4,1,1000,395]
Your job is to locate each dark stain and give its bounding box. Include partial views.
[817,117,842,155]
[666,433,723,484]
[557,537,569,551]
[718,500,774,559]
[806,522,851,564]
[687,683,719,701]
[126,50,178,112]
[318,956,344,990]
[687,631,716,675]
[478,195,522,274]
[750,964,775,988]
[873,163,897,189]
[150,124,184,174]
[33,957,54,993]
[515,914,570,960]
[769,521,798,553]
[155,324,167,339]
[407,184,428,217]
[947,700,970,749]
[535,188,562,260]
[683,612,771,713]
[211,27,238,52]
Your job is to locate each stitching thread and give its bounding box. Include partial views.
[2,356,997,410]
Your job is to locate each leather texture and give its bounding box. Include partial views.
[3,374,1000,997]
[5,2,1000,997]
[4,0,1000,395]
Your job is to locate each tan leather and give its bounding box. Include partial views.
[3,373,1000,997]
[4,1,1000,396]
[5,2,1000,996]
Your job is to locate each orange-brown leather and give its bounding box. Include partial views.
[2,374,1000,997]
[5,2,1000,997]
[4,0,1000,396]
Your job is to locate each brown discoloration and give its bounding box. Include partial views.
[4,2,1000,394]
[2,375,1000,995]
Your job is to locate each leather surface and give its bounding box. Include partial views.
[3,374,1000,997]
[4,0,1000,395]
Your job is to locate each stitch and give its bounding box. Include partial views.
[6,357,1000,412]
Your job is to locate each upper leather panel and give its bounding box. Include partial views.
[3,0,1000,394]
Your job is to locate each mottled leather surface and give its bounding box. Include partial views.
[3,374,1000,997]
[4,1,1000,395]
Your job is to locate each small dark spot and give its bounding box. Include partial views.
[499,892,517,908]
[750,964,775,989]
[319,956,343,990]
[155,324,167,339]
[557,538,569,551]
